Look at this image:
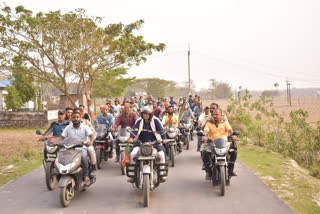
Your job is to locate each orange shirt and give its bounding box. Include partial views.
[204,120,232,141]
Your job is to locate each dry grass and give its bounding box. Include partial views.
[203,97,320,124]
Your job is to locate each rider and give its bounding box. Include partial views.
[127,106,168,183]
[60,111,95,186]
[94,105,115,158]
[197,106,210,152]
[40,110,69,158]
[202,108,237,180]
[178,100,195,124]
[162,105,182,153]
[79,105,91,121]
[112,103,139,162]
[65,107,73,122]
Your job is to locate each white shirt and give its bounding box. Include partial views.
[61,123,93,143]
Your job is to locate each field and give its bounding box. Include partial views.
[203,97,320,124]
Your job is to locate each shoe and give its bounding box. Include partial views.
[108,152,113,159]
[84,176,91,186]
[205,173,212,180]
[115,155,119,162]
[127,177,135,183]
[229,171,237,176]
[202,164,205,170]
[160,176,168,183]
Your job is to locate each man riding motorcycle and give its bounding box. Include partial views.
[197,106,211,152]
[202,108,238,180]
[127,106,168,183]
[112,103,138,162]
[162,105,182,153]
[59,111,95,186]
[94,105,115,158]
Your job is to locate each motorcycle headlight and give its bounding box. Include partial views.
[215,147,227,155]
[141,144,153,156]
[169,127,175,132]
[119,136,129,142]
[56,158,79,174]
[168,133,177,138]
[184,123,191,129]
[46,145,57,153]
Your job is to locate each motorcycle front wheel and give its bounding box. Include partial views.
[45,161,58,191]
[170,145,175,167]
[60,178,74,207]
[219,165,226,196]
[185,136,190,150]
[120,151,125,175]
[96,148,103,169]
[143,174,150,207]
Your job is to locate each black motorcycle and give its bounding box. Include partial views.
[165,126,180,167]
[198,130,239,196]
[94,124,113,169]
[36,130,59,191]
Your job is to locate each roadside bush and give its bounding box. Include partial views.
[227,87,320,178]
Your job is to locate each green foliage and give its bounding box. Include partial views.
[0,5,165,107]
[208,79,231,99]
[4,57,37,110]
[4,86,24,110]
[127,78,176,98]
[227,88,320,179]
[93,67,135,98]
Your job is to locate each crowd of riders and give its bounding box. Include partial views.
[40,94,239,186]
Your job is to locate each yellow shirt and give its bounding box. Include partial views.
[162,114,179,127]
[204,120,232,141]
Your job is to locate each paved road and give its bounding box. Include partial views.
[0,140,293,214]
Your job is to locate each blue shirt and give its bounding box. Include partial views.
[94,113,115,128]
[169,100,177,106]
[44,120,69,137]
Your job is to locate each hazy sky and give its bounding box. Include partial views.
[5,0,320,90]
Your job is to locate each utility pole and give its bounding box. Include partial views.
[286,80,292,106]
[187,43,191,95]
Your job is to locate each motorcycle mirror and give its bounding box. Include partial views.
[126,127,131,132]
[233,130,240,136]
[36,130,42,135]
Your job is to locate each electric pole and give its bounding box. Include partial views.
[187,43,191,95]
[286,80,292,106]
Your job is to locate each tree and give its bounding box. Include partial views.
[0,5,165,111]
[207,79,231,99]
[4,86,24,110]
[93,67,135,98]
[127,78,177,98]
[4,57,37,111]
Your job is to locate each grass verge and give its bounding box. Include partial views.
[239,144,320,214]
[0,128,44,187]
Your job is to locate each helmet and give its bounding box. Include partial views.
[141,106,153,114]
[141,106,153,119]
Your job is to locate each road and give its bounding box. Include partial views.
[0,140,293,214]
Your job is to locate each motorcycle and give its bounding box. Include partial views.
[56,138,96,207]
[165,126,180,167]
[36,130,59,191]
[94,124,113,169]
[117,127,131,175]
[179,120,193,150]
[126,141,169,207]
[199,130,240,196]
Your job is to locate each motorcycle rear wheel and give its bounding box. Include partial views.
[143,174,150,207]
[45,161,58,191]
[60,178,74,208]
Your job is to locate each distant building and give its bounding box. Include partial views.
[0,79,35,111]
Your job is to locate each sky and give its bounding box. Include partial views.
[5,0,320,91]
